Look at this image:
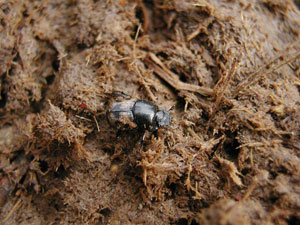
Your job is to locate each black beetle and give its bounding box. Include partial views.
[107,92,171,132]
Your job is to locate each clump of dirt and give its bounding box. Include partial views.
[0,0,300,224]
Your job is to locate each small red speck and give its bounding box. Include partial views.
[120,0,127,6]
[79,101,87,108]
[235,193,242,201]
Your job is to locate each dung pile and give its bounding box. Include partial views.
[0,1,299,224]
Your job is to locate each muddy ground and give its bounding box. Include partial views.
[0,0,300,224]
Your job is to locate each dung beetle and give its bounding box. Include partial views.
[107,92,171,132]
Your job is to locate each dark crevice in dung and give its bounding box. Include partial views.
[0,73,8,108]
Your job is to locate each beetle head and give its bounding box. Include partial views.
[155,110,171,129]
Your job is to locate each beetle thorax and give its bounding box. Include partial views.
[132,100,157,129]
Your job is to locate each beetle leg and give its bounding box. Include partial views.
[116,129,122,139]
[138,131,146,151]
[142,131,146,143]
[111,91,132,100]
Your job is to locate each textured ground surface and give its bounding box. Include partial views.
[0,0,300,224]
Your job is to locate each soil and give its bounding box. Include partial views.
[0,0,300,224]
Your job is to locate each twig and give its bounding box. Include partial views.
[75,115,92,122]
[135,65,157,102]
[93,115,100,132]
[130,25,156,101]
[138,0,149,34]
[146,53,214,96]
[2,198,22,223]
[205,58,238,134]
[233,50,300,97]
[131,24,141,65]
